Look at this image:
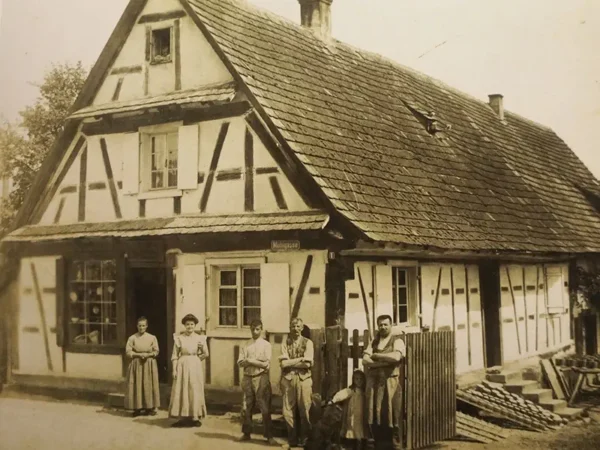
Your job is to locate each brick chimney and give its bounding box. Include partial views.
[488,94,504,121]
[299,0,332,38]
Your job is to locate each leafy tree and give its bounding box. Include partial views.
[0,62,87,234]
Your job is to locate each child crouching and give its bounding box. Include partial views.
[328,370,368,450]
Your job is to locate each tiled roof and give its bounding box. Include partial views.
[69,81,237,119]
[184,0,600,253]
[3,212,329,242]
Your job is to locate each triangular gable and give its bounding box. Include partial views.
[93,0,233,105]
[17,0,329,232]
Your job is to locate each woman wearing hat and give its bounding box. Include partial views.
[168,313,209,427]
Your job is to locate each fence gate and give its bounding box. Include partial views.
[404,331,456,449]
[313,327,456,450]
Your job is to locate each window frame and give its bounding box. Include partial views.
[139,123,181,193]
[150,26,173,65]
[215,265,262,329]
[64,258,124,355]
[391,266,419,327]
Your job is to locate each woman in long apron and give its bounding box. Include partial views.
[124,317,161,416]
[169,313,209,427]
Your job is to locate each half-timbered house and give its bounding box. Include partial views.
[3,0,600,398]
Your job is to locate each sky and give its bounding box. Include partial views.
[0,0,598,177]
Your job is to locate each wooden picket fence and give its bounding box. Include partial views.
[308,326,456,450]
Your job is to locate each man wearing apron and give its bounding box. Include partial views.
[363,315,406,450]
[280,317,314,448]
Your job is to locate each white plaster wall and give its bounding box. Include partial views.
[18,256,62,375]
[500,263,571,364]
[344,262,376,333]
[64,353,123,379]
[420,263,484,373]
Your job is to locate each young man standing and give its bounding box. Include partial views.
[363,315,406,450]
[237,319,276,445]
[280,317,314,449]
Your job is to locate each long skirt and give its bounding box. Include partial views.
[125,358,160,410]
[169,355,207,419]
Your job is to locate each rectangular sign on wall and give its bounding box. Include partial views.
[270,240,301,251]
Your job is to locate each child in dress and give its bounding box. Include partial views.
[169,313,209,427]
[328,370,368,450]
[125,317,161,417]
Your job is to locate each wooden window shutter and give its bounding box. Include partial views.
[260,263,290,333]
[374,264,394,319]
[55,257,66,347]
[182,264,206,331]
[545,265,564,311]
[177,124,200,190]
[121,132,140,194]
[145,25,152,62]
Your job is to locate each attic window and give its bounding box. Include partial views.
[151,28,172,64]
[403,101,451,138]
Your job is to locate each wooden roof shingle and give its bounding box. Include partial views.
[184,0,600,253]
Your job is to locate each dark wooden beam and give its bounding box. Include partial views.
[59,185,77,194]
[78,146,88,222]
[89,182,107,190]
[216,168,242,181]
[144,64,149,96]
[100,138,123,219]
[269,176,288,210]
[53,198,66,224]
[291,255,314,319]
[138,10,186,24]
[199,122,230,212]
[110,65,143,75]
[81,102,251,136]
[174,196,181,215]
[174,19,182,91]
[244,128,254,212]
[256,167,278,175]
[112,77,124,102]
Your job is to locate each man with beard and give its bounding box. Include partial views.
[362,315,405,450]
[280,317,314,449]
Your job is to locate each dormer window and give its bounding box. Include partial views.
[151,28,172,64]
[403,101,451,138]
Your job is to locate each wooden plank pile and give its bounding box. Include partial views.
[456,411,509,444]
[457,381,566,432]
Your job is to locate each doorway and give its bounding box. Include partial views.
[129,267,168,383]
[480,262,503,368]
[584,312,598,355]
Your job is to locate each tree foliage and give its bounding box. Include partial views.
[0,62,87,234]
[572,265,600,310]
